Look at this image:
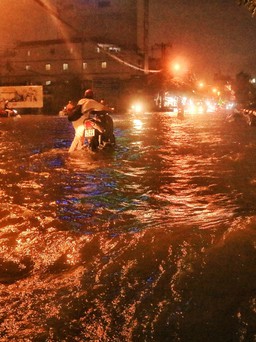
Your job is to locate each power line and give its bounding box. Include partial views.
[96,44,160,73]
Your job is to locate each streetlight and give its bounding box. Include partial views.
[198,81,205,89]
[169,58,189,77]
[173,63,181,72]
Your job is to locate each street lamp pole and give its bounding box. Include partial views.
[143,0,149,74]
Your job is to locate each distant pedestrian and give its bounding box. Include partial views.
[66,100,74,112]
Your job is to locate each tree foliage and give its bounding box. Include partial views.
[233,71,256,105]
[238,0,256,16]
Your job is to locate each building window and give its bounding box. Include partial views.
[45,63,51,71]
[27,50,31,57]
[63,63,69,71]
[98,43,121,53]
[25,65,31,71]
[109,46,121,52]
[82,62,88,70]
[45,80,51,85]
[101,62,107,69]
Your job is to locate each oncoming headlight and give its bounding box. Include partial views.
[131,102,143,114]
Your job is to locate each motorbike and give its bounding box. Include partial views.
[59,107,68,116]
[0,108,20,118]
[83,110,115,151]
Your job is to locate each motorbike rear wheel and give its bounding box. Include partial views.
[88,136,100,151]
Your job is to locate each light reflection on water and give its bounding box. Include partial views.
[0,113,256,341]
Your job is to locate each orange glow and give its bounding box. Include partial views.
[169,57,189,76]
[173,63,181,71]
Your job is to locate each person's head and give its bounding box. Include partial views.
[84,89,94,99]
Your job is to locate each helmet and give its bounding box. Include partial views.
[84,89,94,99]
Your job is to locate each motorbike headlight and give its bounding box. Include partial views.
[131,102,143,114]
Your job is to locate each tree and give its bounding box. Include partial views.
[238,0,256,16]
[233,71,256,105]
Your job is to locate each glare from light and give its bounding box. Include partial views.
[133,119,143,130]
[173,63,181,71]
[131,102,144,114]
[226,102,235,110]
[205,100,216,113]
[170,57,189,75]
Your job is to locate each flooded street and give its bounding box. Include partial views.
[0,112,256,341]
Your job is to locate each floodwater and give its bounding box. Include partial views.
[0,112,256,342]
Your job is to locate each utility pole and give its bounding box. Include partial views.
[143,0,149,74]
[152,42,172,70]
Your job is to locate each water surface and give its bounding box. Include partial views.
[0,112,255,341]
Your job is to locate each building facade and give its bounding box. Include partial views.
[0,0,148,113]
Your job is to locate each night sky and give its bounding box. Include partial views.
[149,0,256,80]
[1,0,256,81]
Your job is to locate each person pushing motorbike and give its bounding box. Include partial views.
[67,89,114,152]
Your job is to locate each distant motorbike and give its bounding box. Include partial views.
[84,110,115,151]
[59,101,74,116]
[59,107,68,116]
[0,108,19,118]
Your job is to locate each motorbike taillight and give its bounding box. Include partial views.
[84,120,93,129]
